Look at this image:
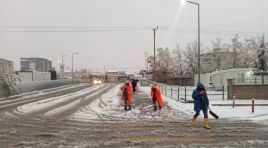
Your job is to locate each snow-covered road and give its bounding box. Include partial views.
[0,83,267,148]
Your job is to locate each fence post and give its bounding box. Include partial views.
[252,97,255,113]
[232,96,236,108]
[165,85,167,96]
[171,85,173,99]
[222,86,224,100]
[185,86,187,103]
[178,86,180,101]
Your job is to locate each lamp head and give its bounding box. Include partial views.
[181,0,187,6]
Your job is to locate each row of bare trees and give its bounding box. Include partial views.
[148,35,268,82]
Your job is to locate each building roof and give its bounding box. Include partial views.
[0,58,13,63]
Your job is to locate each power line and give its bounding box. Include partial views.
[0,28,152,33]
[105,67,144,70]
[0,25,267,37]
[1,25,267,34]
[0,26,153,29]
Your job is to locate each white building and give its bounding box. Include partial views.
[195,68,252,91]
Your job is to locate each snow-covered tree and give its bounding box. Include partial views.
[231,34,243,68]
[154,48,173,82]
[172,45,185,76]
[183,41,198,74]
[256,36,267,72]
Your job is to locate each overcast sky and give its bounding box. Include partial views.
[0,0,268,73]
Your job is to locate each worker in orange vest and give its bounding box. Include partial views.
[150,83,163,111]
[121,80,132,111]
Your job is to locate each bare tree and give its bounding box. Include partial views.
[184,41,198,74]
[154,48,173,83]
[147,55,154,71]
[172,45,185,76]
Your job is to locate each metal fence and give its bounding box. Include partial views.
[148,80,226,103]
[233,77,268,85]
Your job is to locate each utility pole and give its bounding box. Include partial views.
[198,3,200,83]
[60,54,66,73]
[153,26,158,81]
[72,52,79,84]
[59,54,66,79]
[185,1,200,83]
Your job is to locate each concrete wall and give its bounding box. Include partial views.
[17,71,51,81]
[16,79,80,93]
[0,79,81,98]
[0,82,9,98]
[227,79,268,100]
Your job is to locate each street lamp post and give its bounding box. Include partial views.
[144,51,148,71]
[72,52,79,84]
[60,54,66,79]
[184,1,200,83]
[153,26,158,81]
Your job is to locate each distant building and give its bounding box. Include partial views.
[195,68,251,91]
[106,71,127,82]
[201,48,236,73]
[0,58,14,73]
[139,70,148,78]
[20,57,52,72]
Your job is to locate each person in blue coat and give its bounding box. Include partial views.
[192,82,210,129]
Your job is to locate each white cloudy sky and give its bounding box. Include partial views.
[0,0,267,72]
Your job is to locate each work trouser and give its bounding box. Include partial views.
[152,97,161,110]
[194,106,208,118]
[124,97,131,110]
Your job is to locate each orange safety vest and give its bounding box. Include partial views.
[150,84,163,106]
[121,82,132,105]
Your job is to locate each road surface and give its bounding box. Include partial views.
[0,83,267,148]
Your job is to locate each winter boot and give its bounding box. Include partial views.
[191,117,196,126]
[124,105,128,111]
[159,106,162,110]
[203,118,211,129]
[153,105,157,111]
[128,105,132,111]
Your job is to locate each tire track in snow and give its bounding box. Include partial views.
[26,84,107,116]
[0,84,90,112]
[46,83,115,120]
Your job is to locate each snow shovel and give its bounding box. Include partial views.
[208,107,219,119]
[201,96,219,119]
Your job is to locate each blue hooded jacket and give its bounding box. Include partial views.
[192,82,209,112]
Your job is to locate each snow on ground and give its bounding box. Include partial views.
[212,105,268,122]
[16,84,105,114]
[70,84,268,125]
[0,83,86,104]
[70,84,193,122]
[45,85,110,116]
[163,87,268,124]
